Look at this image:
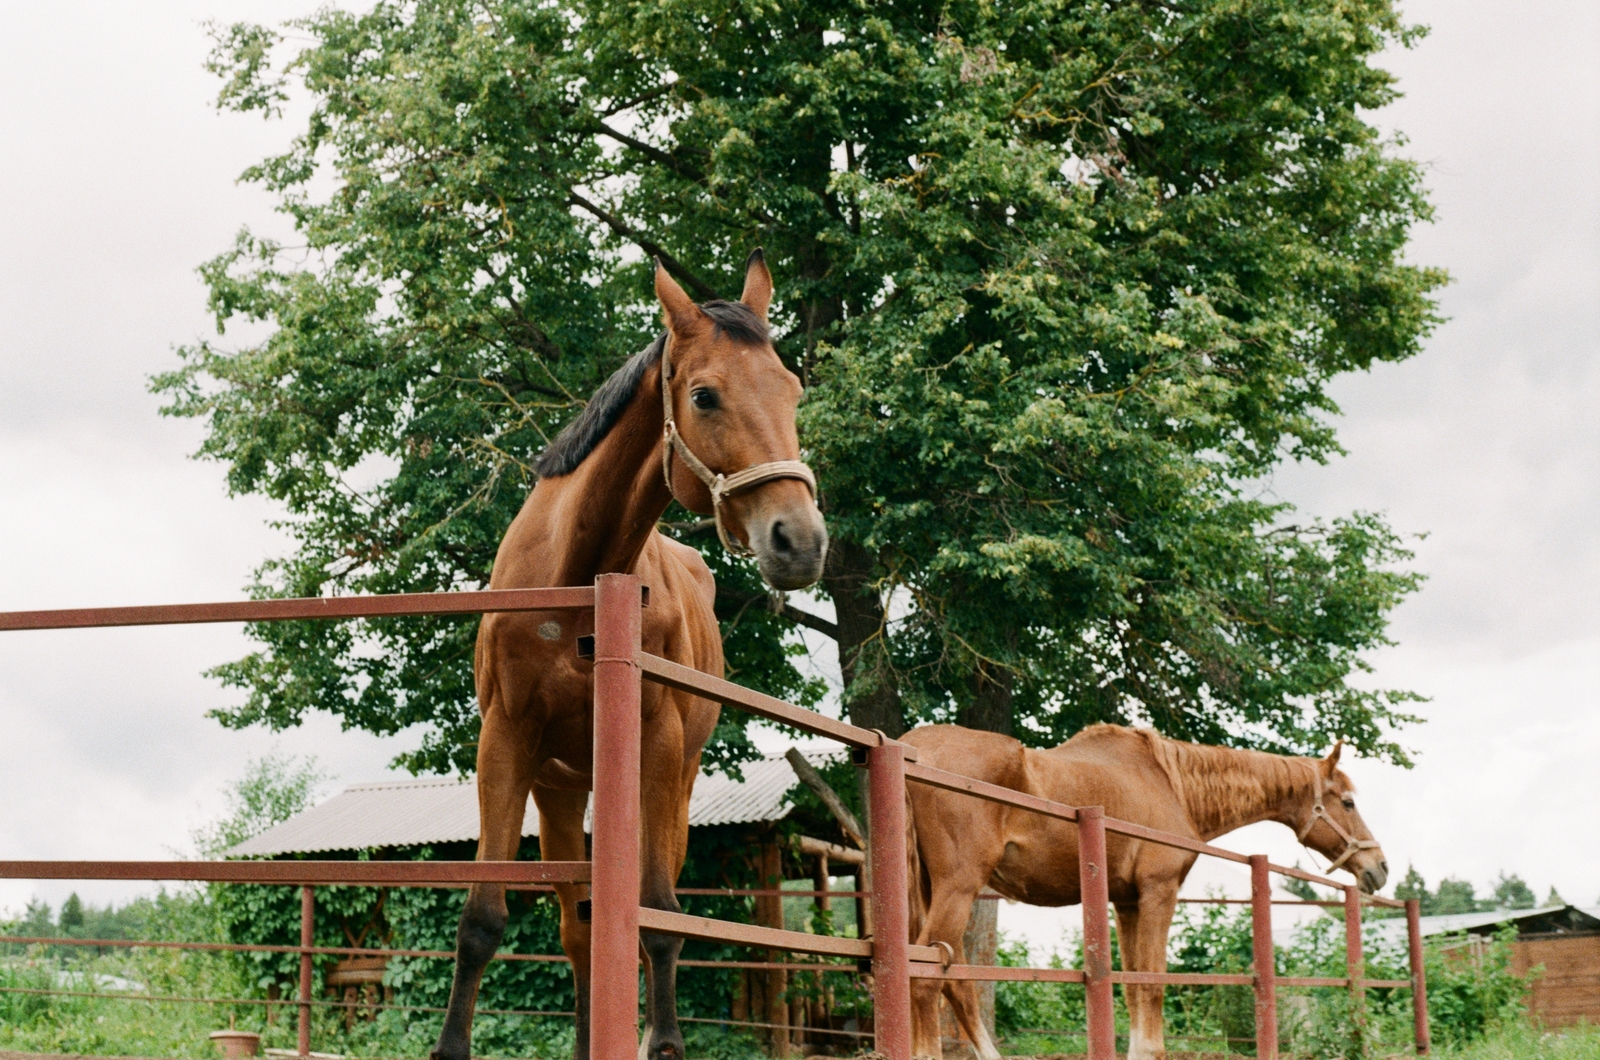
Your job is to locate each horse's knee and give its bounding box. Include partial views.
[455,895,508,968]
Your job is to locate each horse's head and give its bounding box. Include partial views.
[1293,742,1388,894]
[654,253,828,591]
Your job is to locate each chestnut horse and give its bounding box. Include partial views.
[903,723,1389,1060]
[429,254,827,1060]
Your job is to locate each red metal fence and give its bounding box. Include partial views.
[1,576,1431,1059]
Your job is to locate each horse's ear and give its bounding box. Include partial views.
[655,258,701,334]
[739,247,773,321]
[1321,740,1344,776]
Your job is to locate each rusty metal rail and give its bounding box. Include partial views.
[1,577,1431,1060]
[0,860,589,884]
[0,586,612,632]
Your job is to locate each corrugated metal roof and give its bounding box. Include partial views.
[1369,904,1600,944]
[229,749,841,857]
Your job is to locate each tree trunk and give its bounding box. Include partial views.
[823,538,904,737]
[956,660,1013,737]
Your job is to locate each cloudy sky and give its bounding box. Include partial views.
[1,0,1596,936]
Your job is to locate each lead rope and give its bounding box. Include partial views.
[1296,772,1382,873]
[659,335,817,557]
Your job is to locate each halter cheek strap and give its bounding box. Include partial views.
[660,335,818,558]
[1296,772,1382,873]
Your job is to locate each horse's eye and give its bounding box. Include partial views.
[1341,799,1355,810]
[691,388,719,410]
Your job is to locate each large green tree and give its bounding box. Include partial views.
[159,0,1440,774]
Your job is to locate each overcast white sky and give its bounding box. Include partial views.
[1,0,1596,938]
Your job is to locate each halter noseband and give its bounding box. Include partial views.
[1296,770,1381,873]
[660,334,817,557]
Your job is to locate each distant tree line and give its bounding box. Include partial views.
[1392,867,1569,916]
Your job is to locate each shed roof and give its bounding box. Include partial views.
[1370,904,1600,946]
[228,749,836,857]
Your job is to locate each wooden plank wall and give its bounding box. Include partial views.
[1513,934,1600,1027]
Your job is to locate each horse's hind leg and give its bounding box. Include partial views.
[915,884,1000,1060]
[431,730,533,1060]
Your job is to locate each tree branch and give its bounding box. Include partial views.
[786,748,866,850]
[566,192,721,301]
[593,121,707,183]
[715,585,840,640]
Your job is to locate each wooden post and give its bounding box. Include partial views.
[758,838,790,1057]
[1407,899,1431,1055]
[1078,807,1115,1060]
[591,574,643,1060]
[297,885,313,1058]
[812,853,831,1044]
[1250,856,1279,1060]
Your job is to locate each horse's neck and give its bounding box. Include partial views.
[1168,744,1313,842]
[518,366,674,586]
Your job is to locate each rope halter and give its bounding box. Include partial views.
[1295,770,1382,873]
[660,334,817,558]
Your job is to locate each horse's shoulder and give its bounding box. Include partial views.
[646,532,717,604]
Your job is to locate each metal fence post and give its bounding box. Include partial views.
[1078,806,1115,1060]
[867,740,912,1060]
[1407,898,1431,1055]
[591,574,643,1060]
[298,884,313,1057]
[1250,855,1278,1060]
[1345,884,1365,1050]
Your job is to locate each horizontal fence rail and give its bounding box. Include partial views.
[0,860,590,884]
[0,587,624,632]
[1,577,1428,1060]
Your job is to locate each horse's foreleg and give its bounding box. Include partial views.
[536,787,594,1060]
[1120,886,1179,1060]
[637,714,691,1060]
[431,737,532,1060]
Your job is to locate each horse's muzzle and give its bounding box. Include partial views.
[1359,858,1389,895]
[754,505,828,590]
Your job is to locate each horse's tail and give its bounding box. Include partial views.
[905,783,930,947]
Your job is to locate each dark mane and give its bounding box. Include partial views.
[534,336,665,478]
[533,301,770,479]
[699,300,769,345]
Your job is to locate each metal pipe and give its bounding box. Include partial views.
[1407,899,1431,1055]
[589,574,643,1060]
[1078,806,1116,1060]
[867,740,912,1060]
[298,885,313,1058]
[1250,855,1278,1060]
[1345,885,1365,1042]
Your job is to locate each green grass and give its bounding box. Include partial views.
[1428,1021,1600,1060]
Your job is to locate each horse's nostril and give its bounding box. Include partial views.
[770,520,793,553]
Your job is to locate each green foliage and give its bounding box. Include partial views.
[1489,874,1537,912]
[1154,901,1537,1059]
[159,0,1442,771]
[1434,879,1483,916]
[193,753,329,858]
[991,933,1094,1054]
[1421,927,1534,1051]
[1164,902,1256,1048]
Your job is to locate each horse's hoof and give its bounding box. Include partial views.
[645,1039,684,1060]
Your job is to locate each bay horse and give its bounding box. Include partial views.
[902,723,1389,1060]
[429,254,827,1060]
